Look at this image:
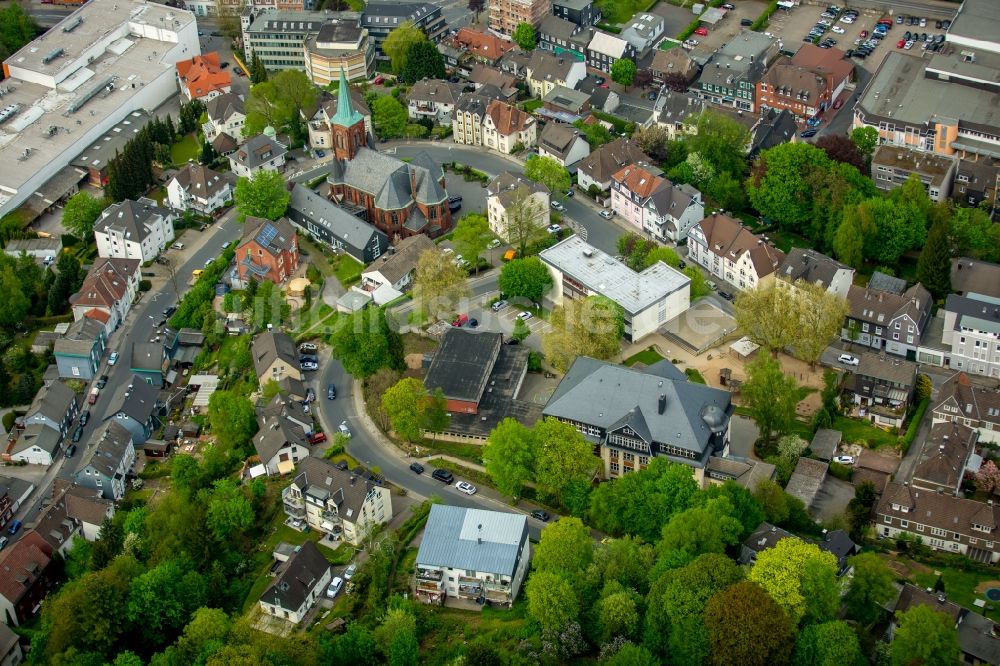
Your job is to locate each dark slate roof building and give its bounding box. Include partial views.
[424,329,504,414]
[739,522,796,564]
[287,184,388,264]
[361,2,446,58]
[750,108,798,156]
[816,529,859,574]
[259,540,331,622]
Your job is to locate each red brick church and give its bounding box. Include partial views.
[325,69,453,238]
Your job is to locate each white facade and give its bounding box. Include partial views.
[942,294,1000,380]
[166,172,234,214]
[11,443,57,467]
[643,191,704,243]
[70,261,142,334]
[538,134,590,166]
[94,208,175,263]
[527,59,586,98]
[258,565,331,624]
[229,149,286,178]
[204,109,246,142]
[487,187,550,242]
[482,112,537,155]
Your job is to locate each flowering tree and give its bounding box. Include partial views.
[975,460,1000,494]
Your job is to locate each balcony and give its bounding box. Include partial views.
[282,487,304,508]
[283,503,306,519]
[416,567,443,581]
[457,576,483,599]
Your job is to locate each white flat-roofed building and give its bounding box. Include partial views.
[539,235,690,342]
[0,0,199,219]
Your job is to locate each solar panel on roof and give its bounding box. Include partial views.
[256,223,278,248]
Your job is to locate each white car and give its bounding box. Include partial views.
[456,481,477,495]
[487,239,501,249]
[108,351,119,366]
[547,224,562,234]
[338,421,352,438]
[833,455,856,465]
[904,40,914,49]
[442,247,454,255]
[344,564,357,580]
[326,576,344,598]
[517,311,533,321]
[839,16,854,23]
[831,26,845,33]
[550,201,565,212]
[817,19,832,26]
[838,353,859,366]
[599,210,614,219]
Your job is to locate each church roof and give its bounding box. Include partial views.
[332,68,364,128]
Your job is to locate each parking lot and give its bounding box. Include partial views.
[688,0,769,55]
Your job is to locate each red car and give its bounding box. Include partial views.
[897,39,905,48]
[452,314,469,327]
[861,30,868,38]
[309,432,327,445]
[373,75,385,85]
[833,98,844,109]
[694,27,708,36]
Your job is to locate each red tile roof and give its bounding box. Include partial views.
[612,164,664,198]
[84,308,110,324]
[70,258,139,310]
[485,99,533,136]
[790,44,854,84]
[176,52,232,100]
[0,531,52,605]
[453,28,516,63]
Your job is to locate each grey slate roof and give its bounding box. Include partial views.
[54,318,105,357]
[809,428,841,461]
[260,540,329,612]
[541,85,590,114]
[957,603,1000,665]
[251,331,298,378]
[416,504,528,576]
[527,49,577,83]
[79,422,132,480]
[951,258,1000,299]
[130,342,163,372]
[170,163,233,200]
[205,92,244,124]
[363,234,434,284]
[254,396,310,462]
[751,108,798,155]
[543,356,731,462]
[111,377,159,425]
[645,181,698,220]
[11,424,61,457]
[408,79,463,105]
[867,271,907,295]
[537,122,586,160]
[945,292,1000,335]
[328,147,446,207]
[28,381,77,425]
[486,171,549,209]
[740,522,796,563]
[231,133,287,170]
[424,329,503,403]
[287,184,386,255]
[857,352,917,387]
[293,457,383,523]
[778,248,850,289]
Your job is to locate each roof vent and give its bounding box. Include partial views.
[658,394,666,414]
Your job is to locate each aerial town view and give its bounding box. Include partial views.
[0,0,997,661]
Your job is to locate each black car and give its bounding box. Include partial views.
[79,410,90,426]
[96,375,108,389]
[531,510,550,522]
[409,462,425,474]
[504,337,519,345]
[72,426,84,443]
[65,444,77,458]
[327,383,337,400]
[432,468,454,483]
[467,318,479,328]
[678,260,686,269]
[564,189,574,197]
[335,460,349,471]
[718,291,735,301]
[163,305,177,317]
[740,17,752,26]
[156,318,167,327]
[448,196,463,211]
[299,354,319,364]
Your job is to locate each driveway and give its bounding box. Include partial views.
[810,475,855,523]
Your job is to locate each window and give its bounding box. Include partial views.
[900,520,908,528]
[915,523,924,532]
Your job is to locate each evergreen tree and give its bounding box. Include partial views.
[199,139,217,166]
[12,372,37,406]
[251,52,268,84]
[165,115,177,143]
[916,217,952,299]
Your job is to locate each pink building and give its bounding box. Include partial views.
[610,164,665,229]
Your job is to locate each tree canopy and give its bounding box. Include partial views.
[498,257,553,302]
[611,58,637,89]
[891,605,960,666]
[524,156,570,197]
[330,307,404,378]
[401,39,446,84]
[740,353,799,445]
[62,192,107,240]
[704,581,794,666]
[748,538,840,626]
[234,170,290,221]
[543,295,623,371]
[372,95,409,140]
[482,418,536,499]
[383,21,427,75]
[412,248,471,320]
[512,22,536,50]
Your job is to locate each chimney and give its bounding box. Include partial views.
[658,394,666,414]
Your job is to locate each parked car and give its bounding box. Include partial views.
[7,520,22,536]
[718,291,734,301]
[531,510,550,522]
[456,481,477,495]
[338,421,352,438]
[467,318,478,328]
[65,444,77,458]
[300,361,319,371]
[833,455,856,465]
[70,427,83,444]
[740,17,753,26]
[108,351,119,365]
[452,313,469,327]
[694,27,708,36]
[409,462,425,474]
[96,375,108,389]
[448,196,463,211]
[299,342,318,353]
[327,383,337,400]
[832,26,845,33]
[547,223,562,234]
[344,564,357,580]
[838,353,860,366]
[487,239,502,249]
[0,537,8,550]
[88,387,100,404]
[308,432,327,445]
[491,299,508,311]
[564,188,574,197]
[599,210,614,219]
[517,311,533,321]
[550,201,565,212]
[326,577,344,598]
[299,354,319,364]
[79,410,90,426]
[800,129,818,138]
[833,98,844,109]
[432,468,454,483]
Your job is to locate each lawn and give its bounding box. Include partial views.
[428,458,493,490]
[685,368,707,384]
[911,566,1000,623]
[658,39,680,51]
[624,347,665,367]
[520,99,544,113]
[832,415,900,449]
[170,133,201,165]
[426,438,484,464]
[329,254,363,287]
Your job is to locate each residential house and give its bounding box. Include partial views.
[526,50,586,98]
[846,352,918,430]
[541,85,591,119]
[536,123,590,167]
[175,52,232,102]
[24,381,78,438]
[94,198,176,262]
[488,0,550,36]
[0,532,56,626]
[203,92,246,142]
[73,422,136,501]
[166,163,235,215]
[357,234,435,304]
[656,92,707,140]
[467,65,519,102]
[749,108,798,157]
[537,15,593,62]
[326,72,454,238]
[3,237,63,262]
[610,163,665,229]
[758,44,853,120]
[164,328,205,370]
[303,22,375,86]
[361,2,446,60]
[407,80,464,126]
[482,100,537,154]
[129,342,166,388]
[251,331,303,395]
[499,49,532,78]
[212,132,239,157]
[287,184,388,264]
[942,292,1000,379]
[786,457,828,512]
[55,481,115,541]
[283,457,393,545]
[776,247,855,299]
[911,421,978,495]
[258,541,331,623]
[229,132,288,178]
[889,584,1000,666]
[586,31,636,74]
[703,456,776,490]
[650,48,697,89]
[451,87,508,148]
[450,28,516,67]
[53,317,107,380]
[8,425,62,466]
[0,623,22,666]
[543,356,732,479]
[576,137,651,193]
[620,13,664,57]
[643,180,704,243]
[952,156,999,217]
[540,236,690,342]
[552,0,598,26]
[871,145,957,202]
[33,494,82,557]
[236,216,299,287]
[931,372,1000,445]
[104,378,160,445]
[414,504,530,606]
[841,279,933,359]
[0,482,16,531]
[738,522,796,564]
[307,87,373,150]
[877,481,1000,563]
[69,258,141,334]
[817,529,859,574]
[695,32,778,112]
[687,213,786,291]
[253,396,312,476]
[486,172,550,242]
[952,258,1000,300]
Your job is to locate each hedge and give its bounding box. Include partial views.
[595,22,621,34]
[900,398,931,453]
[751,0,779,31]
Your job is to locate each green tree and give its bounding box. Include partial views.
[611,58,637,90]
[596,535,656,594]
[891,605,960,666]
[741,353,799,445]
[748,538,840,626]
[250,52,268,84]
[512,22,536,50]
[747,142,833,234]
[482,418,535,499]
[844,552,895,626]
[948,205,1000,261]
[689,109,751,178]
[234,170,290,221]
[793,620,865,666]
[375,607,419,666]
[657,497,743,564]
[533,417,600,503]
[498,256,553,302]
[696,481,765,539]
[512,317,531,342]
[526,571,578,632]
[412,248,471,320]
[451,213,492,274]
[199,139,217,166]
[401,39,446,84]
[381,377,426,442]
[855,196,925,265]
[62,192,107,239]
[207,391,258,453]
[372,95,409,140]
[0,264,30,329]
[704,581,794,666]
[733,284,795,354]
[524,155,570,196]
[792,281,850,367]
[126,560,207,648]
[533,516,593,577]
[544,295,623,372]
[383,21,427,75]
[0,4,38,62]
[205,479,255,542]
[244,81,291,136]
[850,126,879,155]
[599,585,641,641]
[330,307,405,378]
[833,206,865,267]
[917,216,952,299]
[605,643,659,666]
[588,458,698,541]
[333,624,379,666]
[173,607,231,665]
